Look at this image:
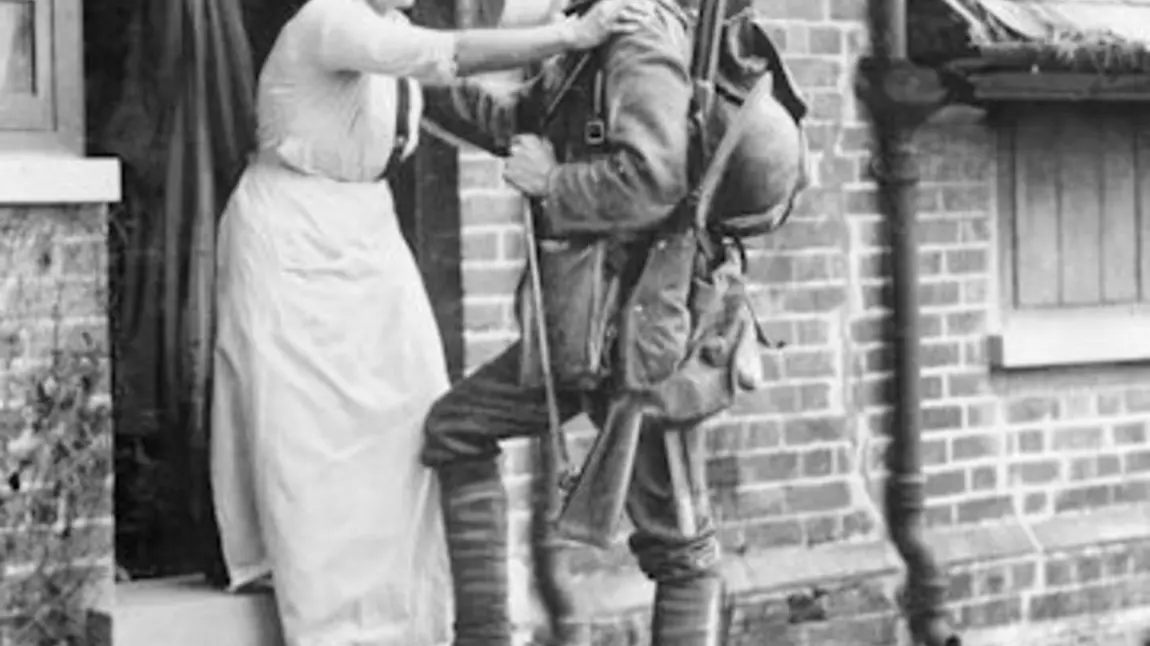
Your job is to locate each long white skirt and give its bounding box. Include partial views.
[210,160,453,646]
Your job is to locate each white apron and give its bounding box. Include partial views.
[210,1,460,643]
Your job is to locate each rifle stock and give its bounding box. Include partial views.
[554,398,646,548]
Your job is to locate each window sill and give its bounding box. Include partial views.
[0,156,121,205]
[989,306,1150,369]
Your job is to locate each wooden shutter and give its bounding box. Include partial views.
[999,105,1150,309]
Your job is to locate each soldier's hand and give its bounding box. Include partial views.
[504,134,558,197]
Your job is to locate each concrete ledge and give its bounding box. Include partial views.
[114,575,282,646]
[581,502,1150,617]
[0,157,122,204]
[114,504,1150,646]
[1035,504,1150,553]
[955,605,1150,646]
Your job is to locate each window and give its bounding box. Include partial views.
[991,104,1150,368]
[0,0,81,153]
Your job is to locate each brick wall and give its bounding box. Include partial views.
[0,205,113,644]
[451,0,1150,642]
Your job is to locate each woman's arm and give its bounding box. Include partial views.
[311,0,645,84]
[452,21,579,77]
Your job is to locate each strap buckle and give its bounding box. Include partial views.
[584,119,606,146]
[584,69,607,147]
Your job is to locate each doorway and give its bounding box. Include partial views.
[90,0,464,580]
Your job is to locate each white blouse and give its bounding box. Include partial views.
[256,0,459,182]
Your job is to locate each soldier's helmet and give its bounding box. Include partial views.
[707,84,808,226]
[697,14,810,237]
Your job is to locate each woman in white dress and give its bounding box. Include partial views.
[209,0,645,644]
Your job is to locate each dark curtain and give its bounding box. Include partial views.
[93,0,256,580]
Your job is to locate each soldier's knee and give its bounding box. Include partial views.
[420,395,463,468]
[630,532,721,584]
[420,391,500,469]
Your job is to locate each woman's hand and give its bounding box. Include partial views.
[566,0,650,50]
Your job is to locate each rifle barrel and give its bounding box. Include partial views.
[866,0,907,60]
[689,0,727,81]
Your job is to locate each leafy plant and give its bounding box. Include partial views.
[0,332,113,645]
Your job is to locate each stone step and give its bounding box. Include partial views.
[114,576,283,646]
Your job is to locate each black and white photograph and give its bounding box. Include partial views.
[2,0,1150,644]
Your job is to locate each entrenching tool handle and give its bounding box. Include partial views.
[554,398,645,549]
[662,431,698,536]
[691,0,727,74]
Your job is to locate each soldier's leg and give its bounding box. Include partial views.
[422,343,582,646]
[625,422,723,646]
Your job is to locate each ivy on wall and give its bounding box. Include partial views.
[0,209,113,645]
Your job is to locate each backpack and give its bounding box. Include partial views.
[610,6,813,421]
[517,3,812,404]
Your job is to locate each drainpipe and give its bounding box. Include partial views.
[854,1,962,645]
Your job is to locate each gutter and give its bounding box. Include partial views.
[855,0,964,644]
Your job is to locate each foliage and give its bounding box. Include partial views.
[994,30,1150,73]
[916,0,1150,73]
[0,333,113,645]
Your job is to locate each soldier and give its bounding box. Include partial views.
[420,0,806,643]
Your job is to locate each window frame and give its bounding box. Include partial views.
[989,103,1150,370]
[0,0,83,155]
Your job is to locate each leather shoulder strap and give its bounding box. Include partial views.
[379,77,412,181]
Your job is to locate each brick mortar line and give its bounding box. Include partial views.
[461,259,522,269]
[461,187,517,197]
[461,223,520,233]
[462,332,518,342]
[3,554,114,579]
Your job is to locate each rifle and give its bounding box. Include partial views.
[520,8,599,642]
[554,0,752,548]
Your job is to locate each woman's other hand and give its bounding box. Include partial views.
[567,0,650,50]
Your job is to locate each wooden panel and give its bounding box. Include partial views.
[1006,106,1150,310]
[1056,109,1103,305]
[1013,111,1062,307]
[52,0,83,153]
[1100,112,1140,303]
[1140,112,1150,302]
[0,0,54,131]
[391,136,466,382]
